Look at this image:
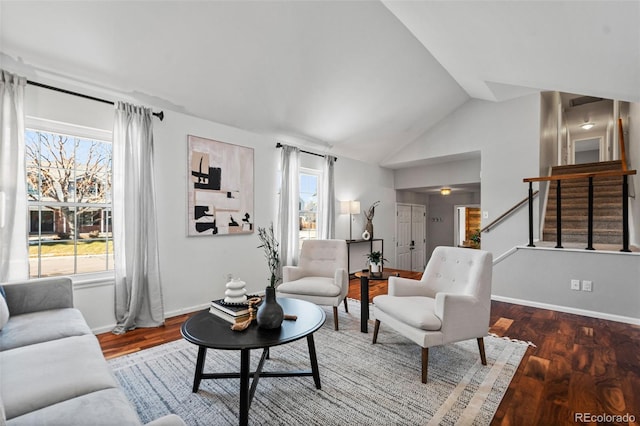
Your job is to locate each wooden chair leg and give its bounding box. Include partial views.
[421,347,429,383]
[333,306,339,331]
[343,298,349,313]
[372,319,380,344]
[477,337,487,365]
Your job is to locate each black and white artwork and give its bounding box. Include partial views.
[187,135,254,236]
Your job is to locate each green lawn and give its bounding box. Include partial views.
[29,240,114,257]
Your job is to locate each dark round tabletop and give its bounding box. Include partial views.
[354,270,400,281]
[181,297,326,350]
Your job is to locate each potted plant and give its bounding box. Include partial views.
[256,223,284,329]
[366,250,387,275]
[470,230,481,249]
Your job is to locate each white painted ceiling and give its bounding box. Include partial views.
[1,1,638,166]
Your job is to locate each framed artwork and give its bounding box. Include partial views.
[187,135,254,236]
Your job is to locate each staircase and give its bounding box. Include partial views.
[543,160,624,245]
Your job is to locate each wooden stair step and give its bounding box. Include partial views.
[550,160,623,175]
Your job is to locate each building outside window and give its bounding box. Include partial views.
[25,123,114,277]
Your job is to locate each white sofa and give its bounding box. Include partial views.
[0,277,185,426]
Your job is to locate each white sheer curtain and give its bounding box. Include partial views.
[0,70,28,282]
[318,155,335,239]
[278,145,300,267]
[112,102,164,334]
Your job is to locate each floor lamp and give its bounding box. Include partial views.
[341,200,360,241]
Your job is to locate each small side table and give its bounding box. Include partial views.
[354,270,399,333]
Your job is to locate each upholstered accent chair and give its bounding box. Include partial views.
[277,239,349,330]
[372,246,493,383]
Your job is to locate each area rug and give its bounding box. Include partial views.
[108,300,530,425]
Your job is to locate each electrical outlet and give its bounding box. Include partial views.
[570,279,580,290]
[483,211,489,219]
[582,280,593,292]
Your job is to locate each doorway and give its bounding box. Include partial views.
[454,205,481,248]
[396,203,426,272]
[571,137,603,164]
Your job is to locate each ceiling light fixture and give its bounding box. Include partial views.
[440,188,451,196]
[580,121,595,130]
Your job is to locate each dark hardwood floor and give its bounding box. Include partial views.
[97,272,640,425]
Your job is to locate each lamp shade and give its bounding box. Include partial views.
[341,200,360,214]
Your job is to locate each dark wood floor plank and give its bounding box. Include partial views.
[96,272,640,425]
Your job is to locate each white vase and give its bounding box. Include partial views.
[224,278,247,304]
[370,262,380,274]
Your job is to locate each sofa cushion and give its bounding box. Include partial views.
[6,388,141,426]
[0,334,118,420]
[0,308,92,351]
[373,295,442,331]
[0,293,8,330]
[277,277,340,297]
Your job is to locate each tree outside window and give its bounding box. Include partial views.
[26,128,114,277]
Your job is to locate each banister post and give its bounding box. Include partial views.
[586,177,594,250]
[621,174,630,252]
[527,182,535,247]
[555,179,563,249]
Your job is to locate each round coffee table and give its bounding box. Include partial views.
[354,270,400,333]
[181,297,326,426]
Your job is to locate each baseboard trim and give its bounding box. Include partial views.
[491,295,640,326]
[164,303,209,319]
[91,303,209,334]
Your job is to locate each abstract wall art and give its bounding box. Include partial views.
[187,135,254,236]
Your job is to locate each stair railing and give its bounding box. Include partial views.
[523,169,637,252]
[480,191,539,233]
[619,118,628,172]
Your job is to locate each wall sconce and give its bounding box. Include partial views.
[340,200,360,241]
[440,188,451,196]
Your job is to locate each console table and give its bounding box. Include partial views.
[346,238,383,275]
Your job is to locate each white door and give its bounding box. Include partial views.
[396,204,412,271]
[411,205,426,272]
[396,203,426,272]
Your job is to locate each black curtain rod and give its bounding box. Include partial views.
[26,80,164,121]
[275,142,337,161]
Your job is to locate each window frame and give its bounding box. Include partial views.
[298,167,322,243]
[25,116,115,280]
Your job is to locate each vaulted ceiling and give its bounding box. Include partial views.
[1,1,638,166]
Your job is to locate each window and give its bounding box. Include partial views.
[25,122,114,278]
[299,168,320,242]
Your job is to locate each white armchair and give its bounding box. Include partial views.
[372,246,493,383]
[276,239,349,330]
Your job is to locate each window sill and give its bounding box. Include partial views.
[71,271,115,289]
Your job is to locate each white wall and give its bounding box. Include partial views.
[493,247,640,323]
[334,157,397,272]
[386,94,541,258]
[394,157,480,190]
[427,192,480,256]
[23,85,397,332]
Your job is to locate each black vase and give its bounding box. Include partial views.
[257,286,284,329]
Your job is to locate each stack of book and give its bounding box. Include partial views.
[209,298,251,324]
